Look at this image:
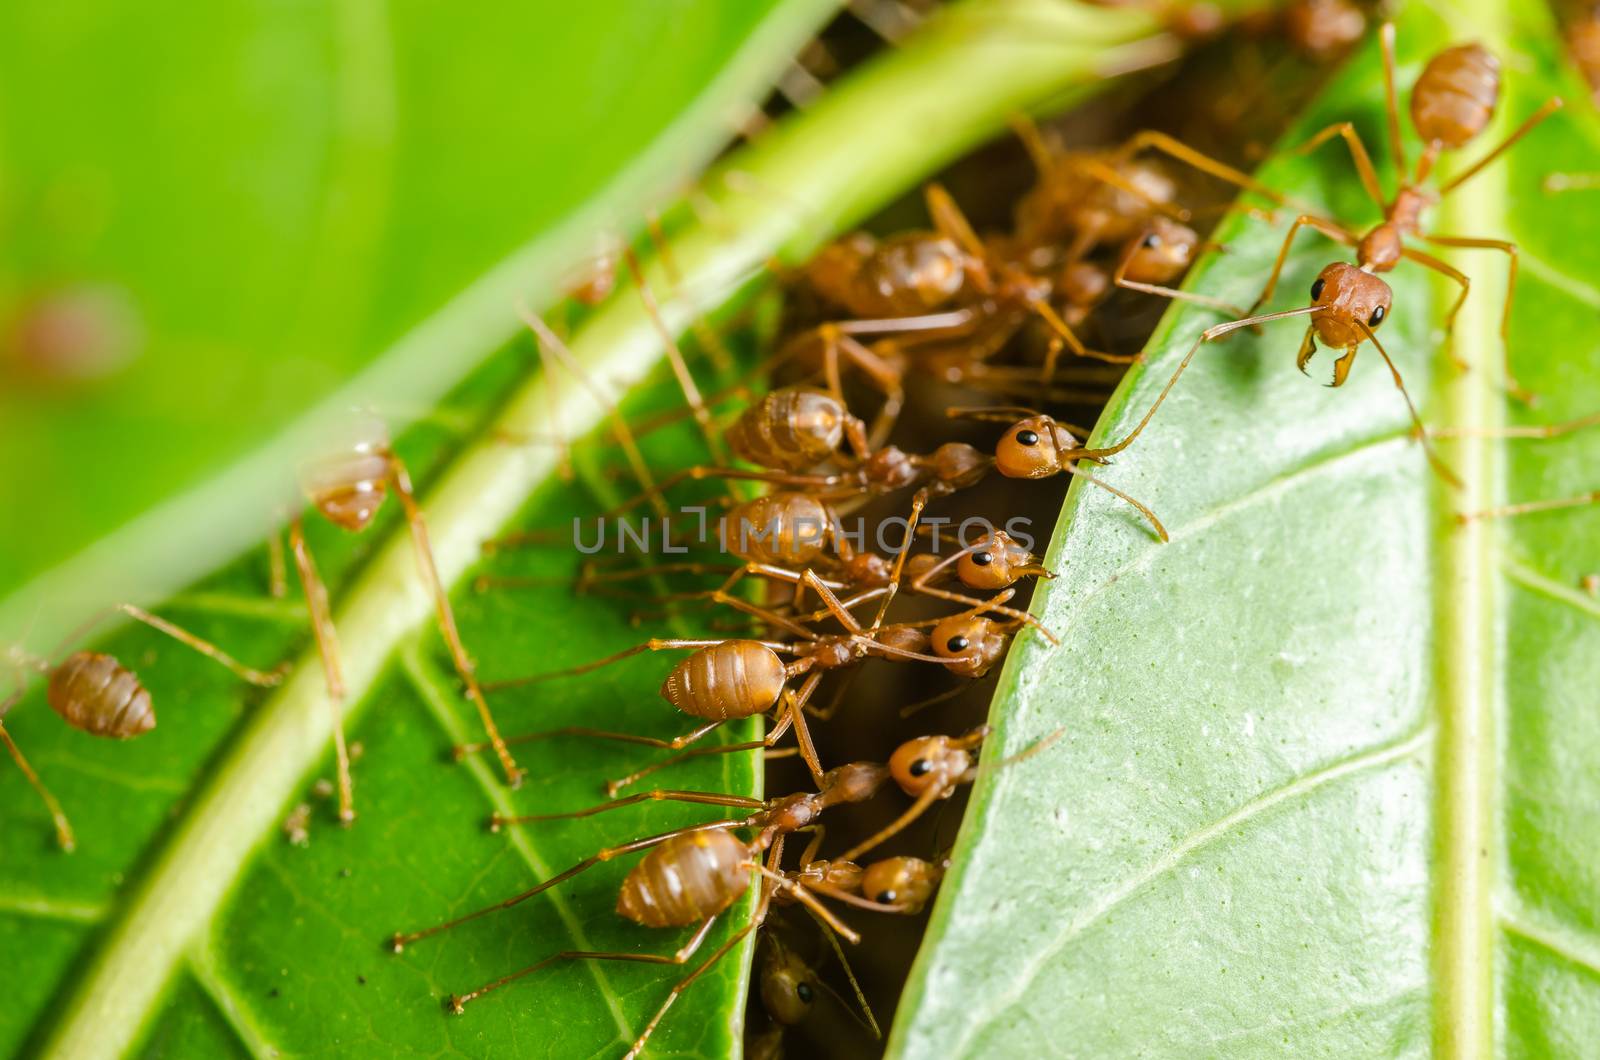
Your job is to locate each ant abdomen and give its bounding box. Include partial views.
[300,415,392,532]
[1411,43,1501,148]
[719,493,832,566]
[617,830,751,928]
[855,233,969,316]
[47,651,156,738]
[659,641,788,720]
[727,389,850,471]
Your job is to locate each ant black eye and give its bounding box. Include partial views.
[909,758,932,777]
[1015,429,1039,446]
[1141,232,1160,248]
[1310,277,1326,300]
[1368,305,1386,326]
[796,983,815,1004]
[971,551,993,566]
[946,636,969,653]
[876,890,897,904]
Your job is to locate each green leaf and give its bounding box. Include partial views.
[892,1,1600,1055]
[0,0,839,601]
[0,2,1245,1056]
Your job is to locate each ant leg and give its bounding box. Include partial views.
[1356,321,1463,488]
[1457,491,1600,524]
[625,869,790,1060]
[112,605,285,687]
[390,822,743,952]
[517,305,667,520]
[493,788,765,829]
[1248,215,1356,315]
[0,718,75,851]
[945,404,1045,424]
[1118,129,1305,211]
[1082,307,1325,464]
[288,517,355,824]
[868,492,927,632]
[1438,98,1564,197]
[923,183,994,291]
[388,458,523,788]
[1420,234,1529,400]
[1027,296,1138,367]
[823,327,906,448]
[606,673,822,793]
[755,865,859,942]
[449,916,722,1016]
[910,582,1058,645]
[1067,464,1169,541]
[1292,123,1386,209]
[1398,246,1474,373]
[623,248,727,463]
[267,529,288,599]
[646,211,739,378]
[1111,243,1246,318]
[1377,23,1406,178]
[839,783,945,863]
[1425,412,1600,440]
[897,683,969,720]
[457,720,727,761]
[473,561,737,596]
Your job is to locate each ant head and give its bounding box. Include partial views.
[889,734,975,798]
[860,856,946,913]
[957,532,1047,590]
[820,761,891,806]
[845,551,894,588]
[930,613,1009,678]
[300,412,393,531]
[930,442,991,489]
[1309,263,1392,349]
[994,415,1077,479]
[878,233,971,312]
[1120,217,1201,285]
[759,936,822,1026]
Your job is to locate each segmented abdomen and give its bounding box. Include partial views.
[47,651,155,738]
[1411,43,1500,148]
[660,641,788,720]
[616,830,752,927]
[725,389,845,471]
[720,493,831,566]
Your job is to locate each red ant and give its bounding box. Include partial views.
[3,605,283,850]
[1049,27,1562,492]
[288,411,522,819]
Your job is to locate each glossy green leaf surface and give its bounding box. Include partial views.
[0,0,837,598]
[0,3,1221,1056]
[892,1,1600,1056]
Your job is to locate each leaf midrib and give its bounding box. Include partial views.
[1430,1,1511,1053]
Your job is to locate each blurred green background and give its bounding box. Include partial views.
[0,0,836,601]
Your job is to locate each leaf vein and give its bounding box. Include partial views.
[955,723,1435,1055]
[398,643,635,1047]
